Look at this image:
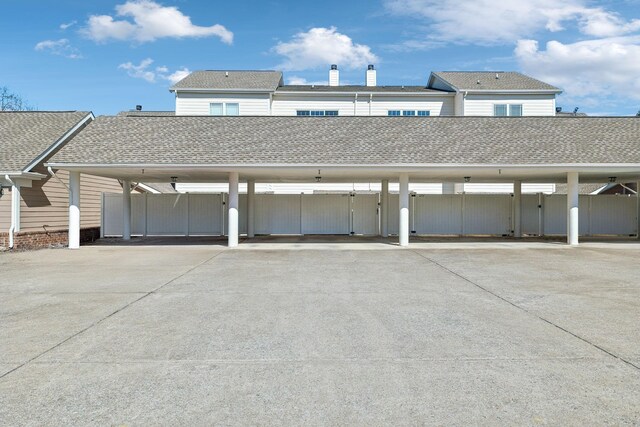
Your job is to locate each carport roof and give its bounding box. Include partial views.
[0,111,92,173]
[48,115,640,167]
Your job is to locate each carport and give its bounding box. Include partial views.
[45,115,640,248]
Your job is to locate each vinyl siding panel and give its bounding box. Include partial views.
[367,96,454,116]
[272,95,357,116]
[0,194,10,230]
[464,94,556,116]
[272,94,454,116]
[15,170,124,232]
[176,92,270,116]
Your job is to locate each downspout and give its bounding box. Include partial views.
[354,93,358,115]
[4,175,15,249]
[47,167,69,191]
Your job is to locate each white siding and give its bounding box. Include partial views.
[463,94,556,116]
[367,95,454,116]
[272,94,357,116]
[175,92,270,116]
[271,94,454,116]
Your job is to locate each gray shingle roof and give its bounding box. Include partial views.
[431,72,561,92]
[118,111,175,117]
[49,116,640,166]
[0,111,91,172]
[171,70,283,91]
[277,85,447,94]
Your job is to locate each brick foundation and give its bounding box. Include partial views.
[0,227,100,251]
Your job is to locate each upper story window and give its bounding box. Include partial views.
[494,104,523,116]
[296,110,339,116]
[210,102,239,116]
[389,110,430,117]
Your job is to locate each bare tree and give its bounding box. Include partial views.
[0,86,35,111]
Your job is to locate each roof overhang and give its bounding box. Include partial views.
[170,88,276,93]
[44,163,640,185]
[0,171,47,187]
[274,90,455,96]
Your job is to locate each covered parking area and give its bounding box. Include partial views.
[46,115,640,248]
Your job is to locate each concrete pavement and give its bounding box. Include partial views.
[1,240,639,425]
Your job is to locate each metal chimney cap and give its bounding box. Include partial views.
[135,105,142,111]
[330,64,338,70]
[368,64,375,70]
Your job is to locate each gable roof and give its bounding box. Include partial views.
[429,72,561,92]
[49,116,640,166]
[0,111,92,173]
[170,70,283,91]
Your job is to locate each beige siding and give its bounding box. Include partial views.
[464,94,556,116]
[176,92,270,115]
[0,193,10,230]
[13,169,123,232]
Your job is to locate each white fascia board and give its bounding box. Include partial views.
[274,90,454,96]
[44,163,640,171]
[463,89,562,95]
[171,88,276,93]
[23,112,95,173]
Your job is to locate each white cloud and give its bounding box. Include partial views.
[384,0,640,45]
[273,27,378,71]
[515,37,640,104]
[34,39,82,59]
[118,58,190,84]
[82,0,233,44]
[60,21,76,30]
[287,76,328,85]
[165,67,191,84]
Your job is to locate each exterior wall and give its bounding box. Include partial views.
[272,94,358,116]
[272,94,454,116]
[0,168,124,234]
[0,227,100,250]
[175,92,271,115]
[463,94,556,116]
[367,95,454,116]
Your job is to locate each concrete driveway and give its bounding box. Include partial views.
[1,239,639,425]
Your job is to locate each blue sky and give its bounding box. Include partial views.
[1,0,639,115]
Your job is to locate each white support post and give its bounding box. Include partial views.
[381,179,389,237]
[399,173,409,247]
[567,172,579,245]
[637,181,640,240]
[228,172,239,247]
[122,179,131,240]
[247,180,255,238]
[68,171,81,249]
[514,180,522,238]
[11,182,21,233]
